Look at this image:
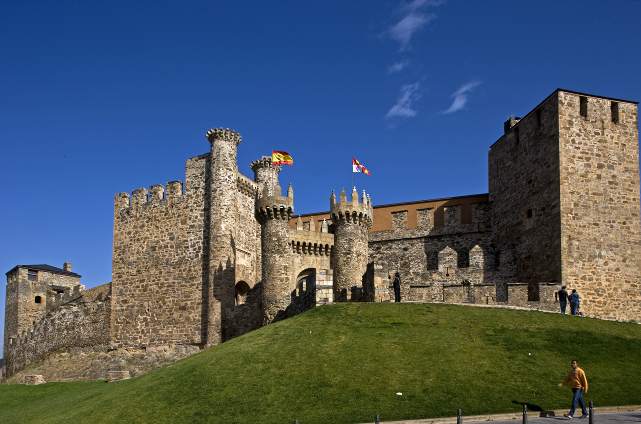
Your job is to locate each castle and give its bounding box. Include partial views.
[3,88,640,382]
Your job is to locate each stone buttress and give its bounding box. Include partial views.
[330,187,373,301]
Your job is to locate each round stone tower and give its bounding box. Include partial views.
[251,155,281,196]
[330,187,373,302]
[205,127,241,346]
[256,182,294,323]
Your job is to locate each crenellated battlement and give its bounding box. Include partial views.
[330,187,373,227]
[206,127,242,145]
[250,156,280,174]
[114,180,185,211]
[256,183,294,221]
[237,174,258,197]
[289,226,334,257]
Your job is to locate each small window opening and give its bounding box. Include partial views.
[611,101,619,124]
[34,296,42,304]
[579,96,588,118]
[536,109,542,128]
[27,270,38,281]
[526,209,533,218]
[514,126,520,144]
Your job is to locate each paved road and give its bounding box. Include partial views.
[370,409,641,424]
[480,412,641,424]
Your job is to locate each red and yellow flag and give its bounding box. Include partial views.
[352,157,371,176]
[272,150,293,166]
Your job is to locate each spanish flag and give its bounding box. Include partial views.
[352,157,371,176]
[272,150,294,166]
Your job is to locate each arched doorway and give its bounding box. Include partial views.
[235,281,250,306]
[291,268,317,313]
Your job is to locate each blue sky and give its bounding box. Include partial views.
[2,0,641,353]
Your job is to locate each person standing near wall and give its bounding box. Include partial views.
[569,290,581,316]
[556,285,569,314]
[393,272,401,303]
[559,359,589,419]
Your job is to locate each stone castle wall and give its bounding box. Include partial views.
[368,200,498,301]
[112,145,263,349]
[3,268,82,359]
[4,89,640,383]
[5,283,111,377]
[558,92,641,320]
[111,155,208,348]
[489,93,562,292]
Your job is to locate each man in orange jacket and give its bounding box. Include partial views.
[559,359,589,419]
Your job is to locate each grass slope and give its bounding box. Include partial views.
[1,303,641,424]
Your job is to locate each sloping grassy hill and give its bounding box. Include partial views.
[1,303,641,424]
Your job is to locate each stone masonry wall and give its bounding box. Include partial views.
[257,186,294,323]
[111,155,207,348]
[224,175,263,339]
[368,201,502,303]
[5,283,111,377]
[333,222,369,301]
[331,189,372,301]
[558,92,641,320]
[206,129,241,345]
[4,268,82,360]
[489,93,562,288]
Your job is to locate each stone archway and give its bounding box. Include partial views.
[291,268,317,314]
[235,281,250,306]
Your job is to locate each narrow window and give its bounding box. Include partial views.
[536,109,542,128]
[27,270,38,281]
[494,250,501,269]
[579,96,588,118]
[34,296,42,304]
[611,101,619,124]
[514,126,520,144]
[526,209,533,218]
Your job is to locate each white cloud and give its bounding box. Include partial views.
[403,0,446,12]
[388,0,444,50]
[388,60,409,74]
[386,82,421,119]
[444,81,481,114]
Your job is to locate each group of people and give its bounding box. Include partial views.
[555,286,582,316]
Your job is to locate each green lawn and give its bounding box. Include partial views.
[1,303,640,424]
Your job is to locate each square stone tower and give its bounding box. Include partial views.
[490,89,640,320]
[3,264,82,358]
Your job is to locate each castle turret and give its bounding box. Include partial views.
[256,183,294,323]
[251,156,280,197]
[206,128,242,345]
[330,187,373,301]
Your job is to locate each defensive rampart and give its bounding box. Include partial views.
[5,284,111,377]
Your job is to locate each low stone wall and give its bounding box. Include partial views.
[6,344,200,383]
[5,284,112,377]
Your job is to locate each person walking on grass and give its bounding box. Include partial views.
[556,285,569,314]
[559,359,589,419]
[569,289,581,316]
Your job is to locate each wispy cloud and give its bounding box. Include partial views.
[443,81,481,114]
[388,0,445,50]
[388,60,409,74]
[386,82,421,119]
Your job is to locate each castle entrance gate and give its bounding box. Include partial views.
[292,268,317,314]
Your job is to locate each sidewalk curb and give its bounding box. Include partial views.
[362,405,641,424]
